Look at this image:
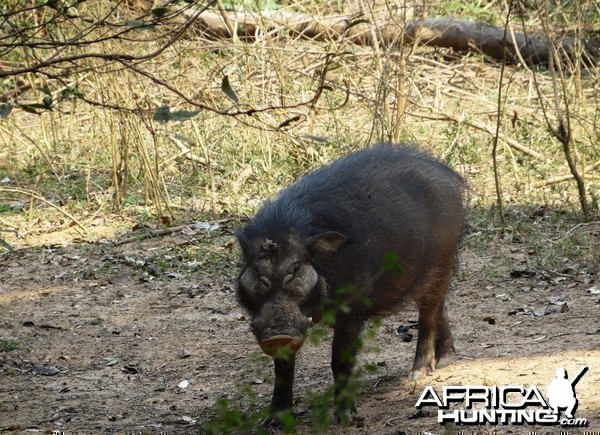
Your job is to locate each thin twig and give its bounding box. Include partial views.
[532,161,600,188]
[411,110,545,161]
[216,0,236,40]
[0,187,86,233]
[113,218,235,246]
[160,130,225,171]
[492,2,513,226]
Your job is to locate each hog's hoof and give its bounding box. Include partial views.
[333,405,357,426]
[260,413,285,428]
[261,407,298,428]
[409,366,433,381]
[435,354,453,369]
[260,416,278,427]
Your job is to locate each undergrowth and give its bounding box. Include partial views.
[0,2,598,429]
[0,0,598,235]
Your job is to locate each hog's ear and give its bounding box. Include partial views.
[309,231,347,256]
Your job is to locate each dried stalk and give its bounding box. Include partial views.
[532,161,600,188]
[523,1,590,217]
[411,111,545,161]
[0,187,86,233]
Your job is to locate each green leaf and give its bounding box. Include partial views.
[153,105,170,122]
[45,0,60,11]
[171,110,200,122]
[322,310,336,326]
[153,105,200,123]
[221,75,239,104]
[0,103,13,119]
[0,339,19,351]
[20,103,52,114]
[42,95,53,109]
[61,87,84,99]
[277,115,302,130]
[0,239,14,253]
[382,252,404,276]
[125,20,146,28]
[364,362,378,373]
[278,410,297,432]
[151,7,169,18]
[26,103,49,109]
[21,105,40,114]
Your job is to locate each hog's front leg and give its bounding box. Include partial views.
[262,356,295,426]
[331,320,362,425]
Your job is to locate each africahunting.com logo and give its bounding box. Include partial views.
[415,366,589,427]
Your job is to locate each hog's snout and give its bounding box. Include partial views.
[254,318,312,357]
[259,334,304,357]
[251,298,313,357]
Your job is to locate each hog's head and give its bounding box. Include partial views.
[236,230,346,357]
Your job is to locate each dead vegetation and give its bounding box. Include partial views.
[0,0,598,225]
[0,0,599,432]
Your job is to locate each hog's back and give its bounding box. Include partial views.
[276,144,464,312]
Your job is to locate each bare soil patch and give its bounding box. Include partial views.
[0,214,599,434]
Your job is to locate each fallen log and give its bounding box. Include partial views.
[189,8,595,65]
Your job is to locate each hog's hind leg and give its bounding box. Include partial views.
[434,306,455,368]
[410,267,453,380]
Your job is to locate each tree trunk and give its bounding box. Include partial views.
[189,9,590,65]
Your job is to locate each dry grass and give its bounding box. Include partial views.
[0,3,598,431]
[0,0,598,237]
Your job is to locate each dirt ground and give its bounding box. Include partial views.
[0,214,599,434]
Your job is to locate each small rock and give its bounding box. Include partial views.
[108,273,130,285]
[397,324,409,333]
[181,415,196,424]
[178,348,192,359]
[396,321,417,334]
[146,266,160,277]
[32,365,60,376]
[587,286,600,295]
[496,293,511,301]
[533,305,556,317]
